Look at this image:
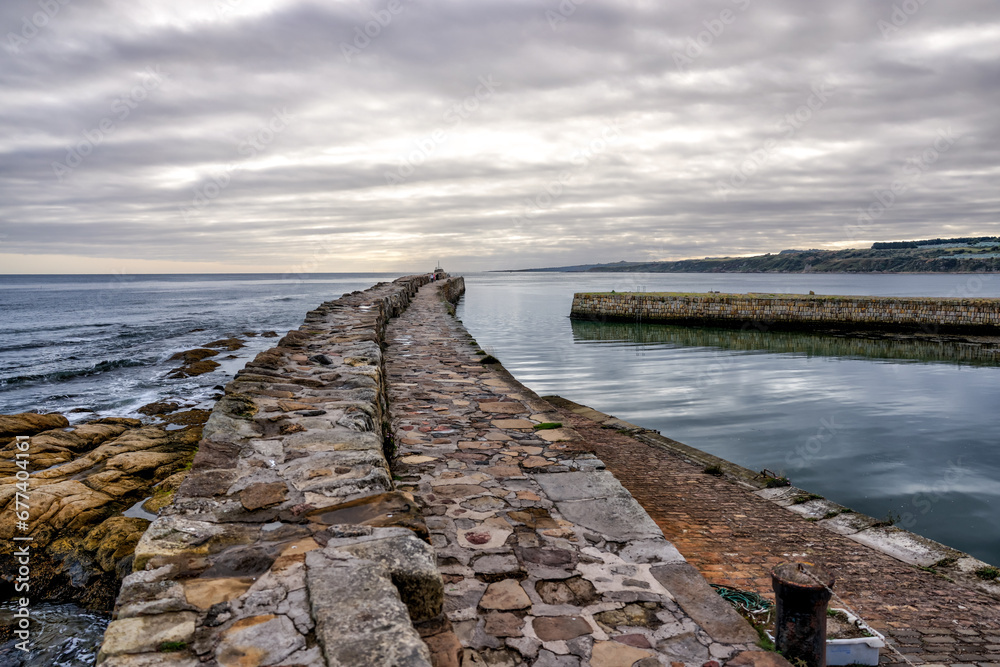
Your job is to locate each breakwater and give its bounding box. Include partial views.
[96,274,463,666]
[97,275,773,667]
[570,292,1000,334]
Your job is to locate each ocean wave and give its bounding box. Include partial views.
[0,359,148,387]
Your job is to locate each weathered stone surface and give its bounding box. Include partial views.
[472,553,522,577]
[550,496,663,540]
[533,650,581,666]
[0,419,200,607]
[479,579,532,611]
[532,616,594,642]
[591,640,655,666]
[238,481,288,510]
[182,578,254,610]
[328,528,444,623]
[535,577,599,606]
[532,472,632,502]
[0,412,69,440]
[215,614,305,667]
[726,650,795,667]
[306,550,432,666]
[594,604,659,629]
[491,419,535,429]
[479,402,527,414]
[99,612,198,657]
[484,612,524,637]
[650,562,758,644]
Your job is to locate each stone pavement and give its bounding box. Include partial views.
[386,283,767,667]
[543,398,1000,667]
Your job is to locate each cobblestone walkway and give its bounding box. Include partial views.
[386,284,764,667]
[548,401,1000,667]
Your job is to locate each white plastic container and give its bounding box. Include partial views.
[826,609,885,666]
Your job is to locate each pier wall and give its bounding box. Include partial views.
[98,274,466,666]
[571,292,1000,334]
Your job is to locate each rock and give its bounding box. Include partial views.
[479,579,531,611]
[532,616,594,642]
[161,409,211,426]
[533,649,582,666]
[168,348,219,364]
[169,359,220,378]
[327,528,444,623]
[99,611,198,657]
[726,650,795,667]
[535,577,599,606]
[479,402,527,414]
[594,604,659,630]
[484,612,524,637]
[0,419,200,608]
[306,550,432,666]
[215,614,304,666]
[137,401,180,416]
[182,577,253,610]
[205,338,246,351]
[611,634,652,649]
[0,412,69,442]
[591,640,655,667]
[239,482,288,510]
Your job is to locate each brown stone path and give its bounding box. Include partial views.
[546,400,1000,667]
[386,283,766,667]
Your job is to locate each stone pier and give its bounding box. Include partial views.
[96,276,773,667]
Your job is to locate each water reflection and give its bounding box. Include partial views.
[571,320,1000,367]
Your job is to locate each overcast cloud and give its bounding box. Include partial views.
[1,0,997,273]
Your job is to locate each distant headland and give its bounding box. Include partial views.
[512,236,1000,273]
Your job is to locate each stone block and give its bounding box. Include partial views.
[327,527,444,623]
[650,562,759,644]
[99,611,198,657]
[306,549,432,666]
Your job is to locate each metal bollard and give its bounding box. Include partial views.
[771,561,835,667]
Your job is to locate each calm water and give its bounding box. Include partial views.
[456,272,1000,565]
[1,271,999,663]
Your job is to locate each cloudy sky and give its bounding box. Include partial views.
[1,0,998,274]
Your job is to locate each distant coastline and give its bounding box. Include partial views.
[509,236,1000,274]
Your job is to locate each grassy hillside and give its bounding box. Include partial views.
[579,239,1000,273]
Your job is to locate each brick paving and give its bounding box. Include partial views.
[549,402,1000,667]
[385,283,766,667]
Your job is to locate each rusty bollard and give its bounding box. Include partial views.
[772,562,835,667]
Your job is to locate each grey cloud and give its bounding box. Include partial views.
[1,0,998,271]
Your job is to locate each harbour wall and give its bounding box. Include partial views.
[570,292,1000,334]
[97,274,466,666]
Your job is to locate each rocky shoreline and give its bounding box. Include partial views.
[0,409,206,612]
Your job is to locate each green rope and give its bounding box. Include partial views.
[711,584,774,614]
